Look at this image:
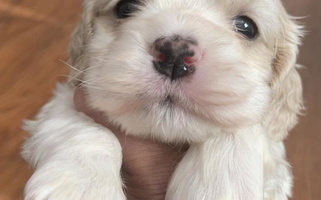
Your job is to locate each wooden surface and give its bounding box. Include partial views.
[0,0,320,199]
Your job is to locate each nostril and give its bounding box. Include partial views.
[184,45,202,65]
[184,56,196,65]
[157,53,167,62]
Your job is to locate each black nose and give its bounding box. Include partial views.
[151,36,200,80]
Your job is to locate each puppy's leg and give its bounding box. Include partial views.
[263,142,292,200]
[22,84,125,200]
[166,126,265,200]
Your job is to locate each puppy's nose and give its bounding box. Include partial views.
[151,36,201,80]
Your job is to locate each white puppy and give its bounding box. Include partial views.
[22,0,304,199]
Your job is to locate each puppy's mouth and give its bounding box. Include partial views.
[161,95,176,106]
[151,93,186,111]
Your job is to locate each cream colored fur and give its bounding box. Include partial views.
[23,0,303,199]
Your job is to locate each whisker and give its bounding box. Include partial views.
[58,75,85,84]
[83,76,112,85]
[78,83,107,91]
[59,74,107,91]
[59,59,82,73]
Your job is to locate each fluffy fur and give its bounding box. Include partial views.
[23,0,303,199]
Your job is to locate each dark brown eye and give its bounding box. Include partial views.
[233,16,259,39]
[114,0,141,19]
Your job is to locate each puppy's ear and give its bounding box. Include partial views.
[263,15,304,141]
[68,0,111,86]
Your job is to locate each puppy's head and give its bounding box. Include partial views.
[69,0,303,142]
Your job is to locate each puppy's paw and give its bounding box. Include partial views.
[263,167,292,200]
[263,143,292,200]
[24,163,126,200]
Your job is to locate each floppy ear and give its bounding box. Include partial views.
[68,0,112,86]
[263,15,304,141]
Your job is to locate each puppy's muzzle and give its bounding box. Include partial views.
[152,35,202,80]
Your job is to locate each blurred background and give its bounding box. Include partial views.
[0,0,320,199]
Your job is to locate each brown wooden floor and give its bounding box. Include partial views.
[0,0,320,199]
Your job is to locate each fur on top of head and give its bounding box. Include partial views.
[69,0,303,143]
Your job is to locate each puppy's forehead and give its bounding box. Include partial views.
[99,0,286,44]
[141,0,280,11]
[109,0,282,19]
[138,0,283,39]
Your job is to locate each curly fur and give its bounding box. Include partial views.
[23,0,303,199]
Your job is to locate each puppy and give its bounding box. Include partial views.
[22,0,303,199]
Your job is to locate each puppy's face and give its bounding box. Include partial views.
[70,0,303,142]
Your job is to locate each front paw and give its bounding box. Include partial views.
[25,163,126,200]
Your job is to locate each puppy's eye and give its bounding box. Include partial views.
[114,0,140,19]
[233,16,258,39]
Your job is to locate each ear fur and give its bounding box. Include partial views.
[68,0,111,86]
[263,14,304,141]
